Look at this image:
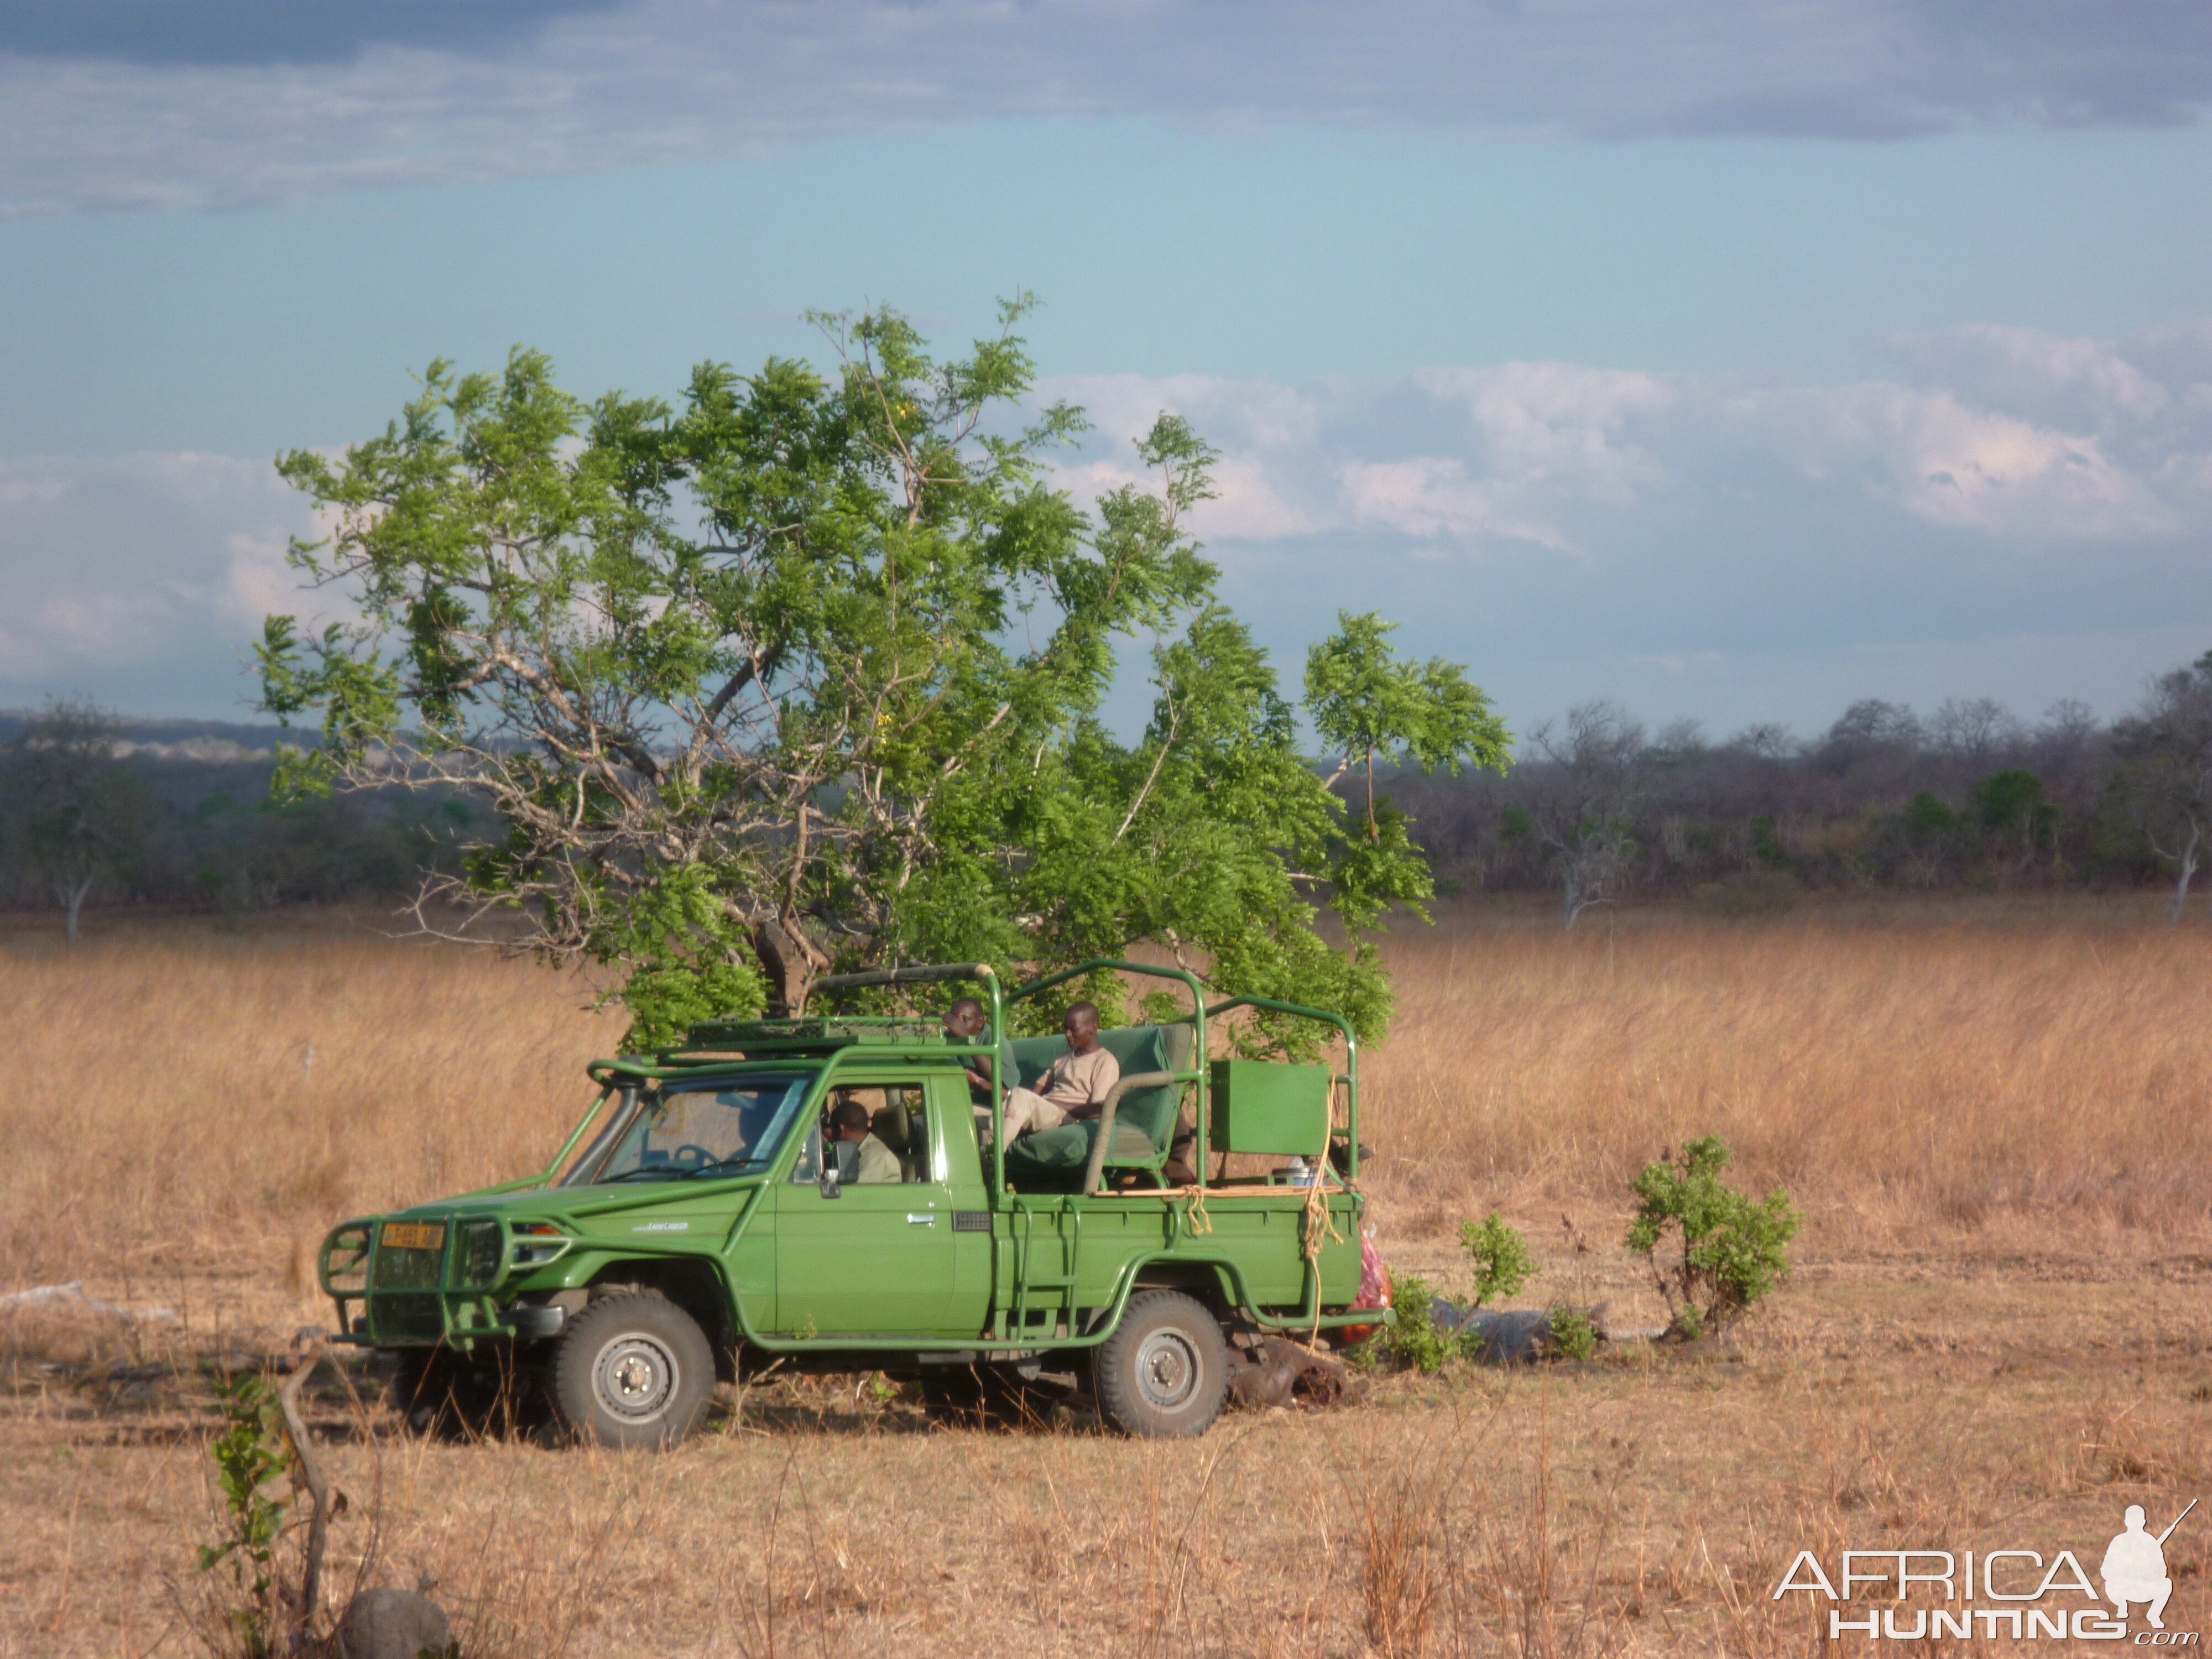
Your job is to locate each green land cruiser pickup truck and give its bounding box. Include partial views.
[317,959,1384,1445]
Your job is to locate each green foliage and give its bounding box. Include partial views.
[1364,1273,1488,1374]
[1457,1212,1536,1308]
[259,301,1507,1054]
[196,1373,292,1658]
[1970,769,2046,833]
[1306,610,1510,844]
[1547,1306,1599,1361]
[1625,1138,1798,1331]
[1624,1135,1802,1336]
[1902,790,1957,838]
[1372,1274,1455,1373]
[603,864,768,1051]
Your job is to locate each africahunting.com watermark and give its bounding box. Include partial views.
[1774,1502,2198,1642]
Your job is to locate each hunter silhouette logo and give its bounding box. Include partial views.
[1772,1500,2199,1642]
[2105,1502,2194,1631]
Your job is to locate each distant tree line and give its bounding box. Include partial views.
[6,645,2209,942]
[1384,649,2212,925]
[0,702,490,942]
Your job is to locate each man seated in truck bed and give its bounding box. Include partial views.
[944,996,997,1105]
[995,1001,1119,1149]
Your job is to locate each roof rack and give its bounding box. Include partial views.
[677,1015,948,1052]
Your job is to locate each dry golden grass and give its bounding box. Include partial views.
[3,895,2211,1658]
[0,912,622,1293]
[1363,893,2212,1250]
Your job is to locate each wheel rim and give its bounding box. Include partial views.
[1133,1328,1201,1412]
[592,1333,680,1422]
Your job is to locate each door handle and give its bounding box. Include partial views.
[906,1213,936,1225]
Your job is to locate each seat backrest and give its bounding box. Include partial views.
[1004,1023,1193,1155]
[869,1100,916,1181]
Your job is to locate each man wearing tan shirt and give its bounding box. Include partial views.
[998,1001,1119,1149]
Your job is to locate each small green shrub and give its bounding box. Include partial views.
[1370,1274,1480,1374]
[1380,1274,1450,1373]
[1547,1306,1599,1360]
[1458,1212,1536,1307]
[196,1373,293,1658]
[1625,1135,1801,1337]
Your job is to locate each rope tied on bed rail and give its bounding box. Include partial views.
[1299,1163,1348,1343]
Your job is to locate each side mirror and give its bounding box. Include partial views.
[818,1166,842,1199]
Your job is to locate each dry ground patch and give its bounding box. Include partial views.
[3,896,2209,1656]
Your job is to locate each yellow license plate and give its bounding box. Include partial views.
[381,1222,446,1251]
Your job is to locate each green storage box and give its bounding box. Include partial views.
[1207,1058,1331,1155]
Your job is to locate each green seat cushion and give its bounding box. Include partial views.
[1003,1117,1162,1181]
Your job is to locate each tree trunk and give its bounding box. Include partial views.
[57,874,93,949]
[749,915,822,1015]
[1561,858,1589,928]
[2169,822,2201,926]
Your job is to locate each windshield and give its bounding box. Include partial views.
[596,1076,814,1183]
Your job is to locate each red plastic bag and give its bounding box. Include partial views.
[1339,1225,1392,1347]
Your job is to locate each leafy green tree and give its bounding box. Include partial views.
[1970,768,2056,869]
[1901,790,1956,839]
[259,301,1507,1048]
[1624,1135,1801,1338]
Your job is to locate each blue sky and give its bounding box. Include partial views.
[4,1,2211,739]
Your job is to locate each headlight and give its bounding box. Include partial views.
[509,1221,571,1269]
[320,1224,372,1294]
[458,1220,504,1287]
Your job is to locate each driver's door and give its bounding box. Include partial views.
[774,1072,961,1334]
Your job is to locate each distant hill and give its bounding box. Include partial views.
[0,712,315,760]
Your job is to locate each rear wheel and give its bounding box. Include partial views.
[1091,1290,1230,1439]
[549,1291,713,1450]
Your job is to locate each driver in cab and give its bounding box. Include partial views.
[828,1094,901,1185]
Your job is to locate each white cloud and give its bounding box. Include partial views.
[5,1,2212,212]
[1765,383,2177,538]
[1339,457,1575,552]
[0,451,312,707]
[12,316,2212,724]
[1059,339,2206,556]
[1884,323,2176,426]
[1416,363,1672,505]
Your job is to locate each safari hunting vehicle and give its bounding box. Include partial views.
[317,960,1383,1446]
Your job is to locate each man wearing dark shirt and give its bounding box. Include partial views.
[945,997,995,1105]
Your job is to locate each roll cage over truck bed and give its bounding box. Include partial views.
[318,959,1389,1444]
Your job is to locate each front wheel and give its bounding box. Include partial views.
[387,1348,515,1439]
[549,1291,713,1449]
[1091,1290,1230,1439]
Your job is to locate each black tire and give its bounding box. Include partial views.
[387,1347,515,1439]
[1091,1290,1230,1439]
[549,1291,713,1450]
